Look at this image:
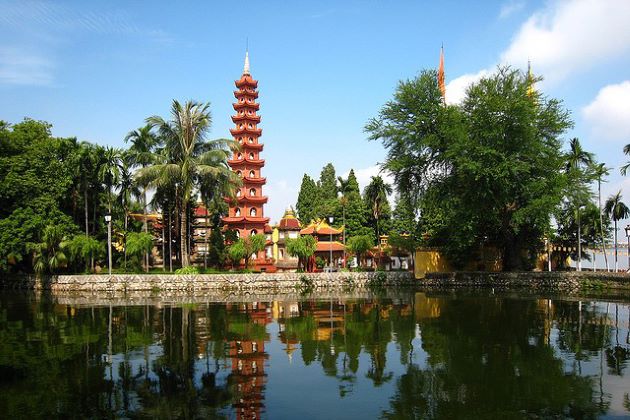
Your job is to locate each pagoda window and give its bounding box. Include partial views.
[250,208,257,216]
[249,170,255,178]
[239,98,244,103]
[236,189,242,197]
[251,229,257,236]
[248,137,254,143]
[239,124,244,129]
[236,170,242,177]
[237,153,243,159]
[235,208,241,217]
[249,188,256,196]
[235,230,240,238]
[248,123,253,129]
[249,152,255,160]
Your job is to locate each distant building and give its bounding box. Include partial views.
[272,208,301,271]
[300,219,345,268]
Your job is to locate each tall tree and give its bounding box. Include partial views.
[296,174,319,224]
[565,138,594,271]
[604,191,629,272]
[99,147,123,215]
[364,175,393,240]
[138,100,237,267]
[390,193,417,235]
[591,162,611,271]
[366,67,572,270]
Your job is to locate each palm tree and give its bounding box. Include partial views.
[591,162,610,271]
[117,158,141,269]
[126,125,159,271]
[99,147,123,215]
[566,138,594,271]
[619,143,630,176]
[604,191,629,272]
[29,225,68,274]
[138,99,239,267]
[364,175,393,240]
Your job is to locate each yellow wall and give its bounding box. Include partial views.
[414,247,503,278]
[414,249,452,278]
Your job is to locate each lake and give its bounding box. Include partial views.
[1,290,629,419]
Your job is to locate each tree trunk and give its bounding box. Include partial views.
[577,208,582,272]
[598,181,609,271]
[614,220,618,272]
[168,210,173,272]
[84,186,89,237]
[181,201,189,267]
[124,211,128,269]
[143,188,149,272]
[162,223,166,272]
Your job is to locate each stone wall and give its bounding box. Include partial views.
[47,271,415,293]
[423,271,630,292]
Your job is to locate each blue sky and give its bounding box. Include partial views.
[1,0,630,222]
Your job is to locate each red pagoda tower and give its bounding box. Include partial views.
[223,52,274,269]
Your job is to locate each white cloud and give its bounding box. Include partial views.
[265,179,298,223]
[582,80,630,142]
[0,47,54,86]
[500,0,630,83]
[446,0,630,104]
[445,69,490,105]
[499,0,526,19]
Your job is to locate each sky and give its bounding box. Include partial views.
[1,0,630,223]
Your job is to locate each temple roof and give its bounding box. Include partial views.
[315,241,345,252]
[300,219,344,235]
[278,208,301,230]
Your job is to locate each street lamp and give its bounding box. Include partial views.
[105,214,112,275]
[624,225,630,272]
[328,215,334,269]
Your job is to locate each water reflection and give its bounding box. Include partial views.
[0,291,629,418]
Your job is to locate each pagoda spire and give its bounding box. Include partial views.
[243,51,250,75]
[438,44,446,102]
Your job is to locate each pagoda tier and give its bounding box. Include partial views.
[222,51,271,265]
[230,127,263,136]
[228,157,265,167]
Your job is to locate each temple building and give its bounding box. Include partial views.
[271,208,301,271]
[299,219,345,268]
[222,52,274,271]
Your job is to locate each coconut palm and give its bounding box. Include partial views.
[364,175,393,240]
[117,158,141,269]
[29,225,69,274]
[126,125,159,270]
[138,99,239,267]
[99,146,123,214]
[566,138,594,271]
[604,191,630,272]
[591,162,611,271]
[619,143,630,176]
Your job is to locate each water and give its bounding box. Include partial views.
[1,290,629,419]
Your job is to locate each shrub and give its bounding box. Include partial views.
[175,266,199,275]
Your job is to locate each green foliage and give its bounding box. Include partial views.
[174,266,199,274]
[66,234,104,273]
[28,225,71,274]
[296,174,319,224]
[226,234,266,269]
[126,232,154,271]
[390,194,417,235]
[367,67,573,270]
[286,235,317,271]
[347,235,374,268]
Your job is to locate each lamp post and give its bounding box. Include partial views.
[105,214,112,275]
[625,225,630,272]
[328,215,334,269]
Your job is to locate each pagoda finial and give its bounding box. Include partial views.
[243,50,250,75]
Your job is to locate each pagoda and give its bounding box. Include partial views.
[223,52,274,269]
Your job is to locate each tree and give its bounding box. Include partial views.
[364,175,393,241]
[66,234,104,273]
[138,100,238,267]
[28,225,70,274]
[117,157,141,269]
[604,191,629,272]
[99,146,122,215]
[366,67,572,270]
[591,162,611,271]
[125,124,159,269]
[296,174,319,224]
[347,235,373,268]
[227,234,266,269]
[126,232,154,272]
[565,138,594,271]
[286,235,317,271]
[388,232,418,272]
[390,193,417,235]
